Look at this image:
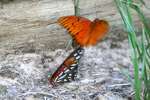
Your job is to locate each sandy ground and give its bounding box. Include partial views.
[0,33,134,100]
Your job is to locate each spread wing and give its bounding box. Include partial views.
[58,16,109,47]
[86,19,109,46]
[58,16,92,46]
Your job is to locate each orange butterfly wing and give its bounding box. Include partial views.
[58,16,90,35]
[58,16,109,47]
[86,19,109,46]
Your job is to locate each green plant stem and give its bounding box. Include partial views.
[74,0,80,16]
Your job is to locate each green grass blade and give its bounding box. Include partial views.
[114,0,142,99]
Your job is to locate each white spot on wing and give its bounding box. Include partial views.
[69,74,72,76]
[64,69,70,73]
[79,51,83,54]
[56,80,61,82]
[71,64,77,67]
[74,53,78,57]
[63,79,68,82]
[58,72,63,77]
[58,74,67,80]
[69,67,73,70]
[76,56,80,60]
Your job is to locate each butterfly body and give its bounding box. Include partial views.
[58,16,109,47]
[49,47,84,86]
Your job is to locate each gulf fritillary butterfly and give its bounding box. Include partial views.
[58,15,109,47]
[48,16,109,86]
[48,47,84,86]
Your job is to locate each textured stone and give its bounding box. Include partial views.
[0,0,149,51]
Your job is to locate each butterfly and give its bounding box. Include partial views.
[48,47,84,86]
[58,15,109,47]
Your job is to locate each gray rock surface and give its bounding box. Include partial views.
[0,0,149,51]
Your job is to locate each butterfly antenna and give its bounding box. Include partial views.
[65,39,73,51]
